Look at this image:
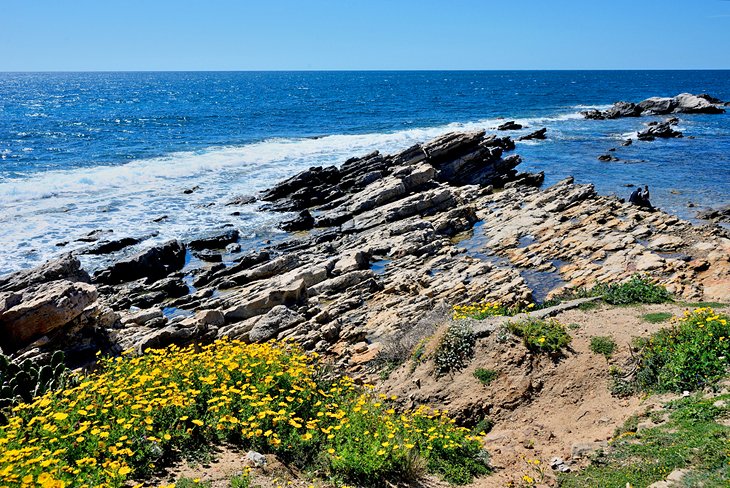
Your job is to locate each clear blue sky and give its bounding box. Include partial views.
[2,0,730,71]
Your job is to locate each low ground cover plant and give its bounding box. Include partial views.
[473,368,499,386]
[634,307,730,392]
[589,336,617,358]
[642,312,673,324]
[506,318,572,354]
[590,274,672,305]
[560,394,730,487]
[434,323,476,376]
[0,340,489,487]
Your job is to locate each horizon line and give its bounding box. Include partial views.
[2,68,730,74]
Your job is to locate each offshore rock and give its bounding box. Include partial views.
[584,93,725,119]
[93,240,186,285]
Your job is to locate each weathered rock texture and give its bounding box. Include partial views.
[1,130,728,373]
[583,93,725,120]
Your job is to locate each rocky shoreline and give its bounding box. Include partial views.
[1,95,729,375]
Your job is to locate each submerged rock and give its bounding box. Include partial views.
[93,240,186,285]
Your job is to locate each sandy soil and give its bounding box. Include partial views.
[150,301,723,488]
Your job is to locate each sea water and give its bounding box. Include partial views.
[1,71,728,274]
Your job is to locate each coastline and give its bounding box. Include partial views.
[1,94,729,365]
[1,93,730,487]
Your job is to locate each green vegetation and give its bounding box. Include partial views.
[176,478,212,488]
[642,312,673,323]
[0,350,73,421]
[473,368,499,386]
[634,308,730,392]
[560,394,730,488]
[589,336,617,358]
[681,301,728,309]
[229,472,251,488]
[507,318,572,354]
[0,341,489,487]
[591,275,672,305]
[434,323,477,376]
[577,301,599,311]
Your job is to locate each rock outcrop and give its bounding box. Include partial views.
[1,129,728,374]
[583,93,725,120]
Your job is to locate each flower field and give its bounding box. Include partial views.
[0,340,489,487]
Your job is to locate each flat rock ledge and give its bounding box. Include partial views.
[1,130,728,374]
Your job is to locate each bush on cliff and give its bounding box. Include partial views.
[507,318,572,355]
[0,340,489,487]
[434,322,477,376]
[634,308,730,392]
[591,274,672,305]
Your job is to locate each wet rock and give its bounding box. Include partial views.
[637,121,683,141]
[188,229,240,250]
[518,128,547,141]
[193,249,223,263]
[585,93,725,119]
[225,243,242,253]
[598,154,620,162]
[605,101,642,118]
[280,210,315,232]
[497,121,523,130]
[93,240,186,285]
[622,139,633,146]
[697,204,730,224]
[225,194,257,206]
[82,237,142,255]
[76,229,113,243]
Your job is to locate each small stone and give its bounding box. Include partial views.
[245,450,266,468]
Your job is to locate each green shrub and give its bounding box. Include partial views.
[434,323,476,376]
[507,318,572,354]
[176,478,212,488]
[635,308,730,392]
[592,275,672,305]
[642,312,673,323]
[473,368,499,386]
[590,336,617,358]
[229,472,251,488]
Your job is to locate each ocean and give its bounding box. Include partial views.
[1,71,729,274]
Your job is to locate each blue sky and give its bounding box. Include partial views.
[2,0,730,71]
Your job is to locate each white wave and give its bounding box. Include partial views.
[0,111,587,274]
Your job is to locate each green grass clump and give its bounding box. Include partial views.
[634,308,730,393]
[507,318,572,354]
[560,395,730,487]
[434,323,476,376]
[589,336,617,358]
[591,274,672,305]
[681,301,728,309]
[176,478,212,488]
[642,312,673,323]
[229,472,251,488]
[473,368,499,386]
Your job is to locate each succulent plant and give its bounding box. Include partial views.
[0,350,72,419]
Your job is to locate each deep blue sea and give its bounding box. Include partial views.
[1,71,729,274]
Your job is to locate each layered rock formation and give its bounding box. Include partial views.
[2,130,728,373]
[582,93,726,120]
